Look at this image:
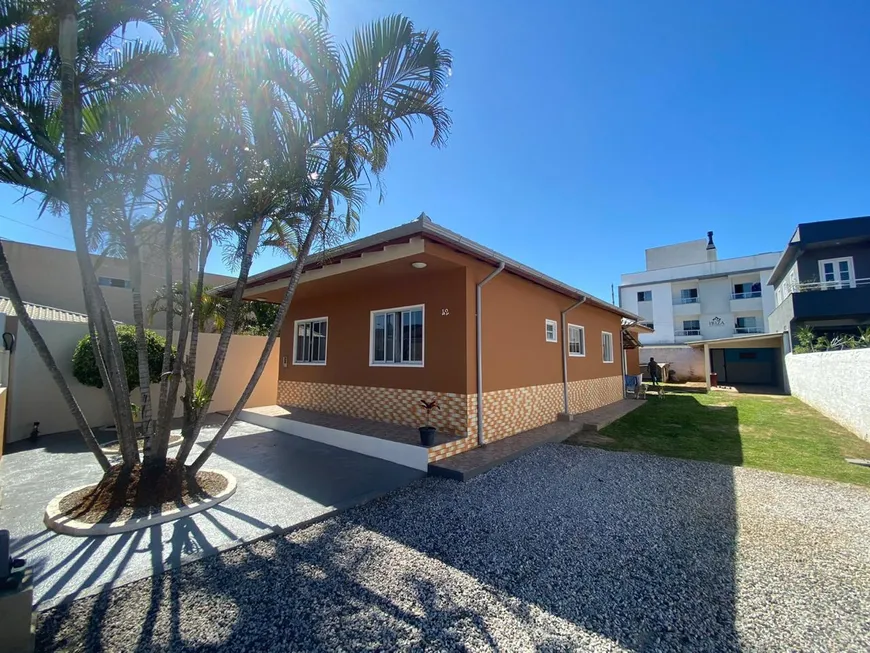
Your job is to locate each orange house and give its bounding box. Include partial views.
[234,215,641,465]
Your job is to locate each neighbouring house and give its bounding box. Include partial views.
[218,215,642,464]
[0,239,233,327]
[0,296,119,446]
[767,215,870,348]
[619,232,784,386]
[0,295,279,445]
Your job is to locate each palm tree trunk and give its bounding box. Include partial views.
[0,242,111,473]
[175,219,262,466]
[152,214,193,461]
[156,206,177,433]
[203,218,264,397]
[128,239,153,442]
[190,205,329,473]
[173,222,210,464]
[58,0,138,468]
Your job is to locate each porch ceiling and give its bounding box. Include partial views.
[249,248,463,303]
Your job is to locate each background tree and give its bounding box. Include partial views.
[0,0,451,505]
[72,325,171,393]
[189,15,453,471]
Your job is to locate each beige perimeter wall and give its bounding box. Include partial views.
[5,323,278,443]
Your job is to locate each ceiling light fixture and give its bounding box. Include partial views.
[411,261,427,269]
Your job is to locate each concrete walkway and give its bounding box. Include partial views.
[0,418,422,609]
[429,399,645,480]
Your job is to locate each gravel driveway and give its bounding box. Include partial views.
[37,445,870,652]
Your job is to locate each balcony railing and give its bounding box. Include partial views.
[735,326,763,334]
[675,296,699,305]
[790,278,870,293]
[731,291,762,300]
[675,329,701,337]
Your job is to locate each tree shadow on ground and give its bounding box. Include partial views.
[35,401,742,651]
[211,427,423,506]
[36,520,507,651]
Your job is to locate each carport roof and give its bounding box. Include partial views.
[687,332,787,347]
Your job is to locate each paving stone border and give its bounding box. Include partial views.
[99,434,184,454]
[43,470,237,537]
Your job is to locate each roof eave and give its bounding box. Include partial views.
[214,218,639,321]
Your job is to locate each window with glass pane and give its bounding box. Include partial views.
[736,316,757,328]
[637,291,652,302]
[294,318,327,364]
[372,306,423,365]
[545,319,558,342]
[839,261,851,279]
[683,320,700,331]
[602,331,614,363]
[568,325,585,356]
[680,288,698,302]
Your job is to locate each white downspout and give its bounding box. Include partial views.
[561,298,587,415]
[476,262,505,445]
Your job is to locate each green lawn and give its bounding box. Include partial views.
[567,391,870,487]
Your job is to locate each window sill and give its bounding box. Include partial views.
[603,360,615,364]
[545,339,558,344]
[369,362,424,368]
[568,352,586,358]
[293,361,327,366]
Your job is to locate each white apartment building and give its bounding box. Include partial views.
[619,233,783,381]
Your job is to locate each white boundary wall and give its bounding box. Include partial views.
[785,349,870,442]
[5,323,278,442]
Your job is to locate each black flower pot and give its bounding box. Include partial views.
[419,426,436,446]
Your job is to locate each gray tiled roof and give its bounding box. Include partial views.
[0,296,91,323]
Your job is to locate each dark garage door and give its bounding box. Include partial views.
[710,348,779,386]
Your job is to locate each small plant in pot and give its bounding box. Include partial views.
[419,399,440,446]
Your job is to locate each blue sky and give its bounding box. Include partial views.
[2,0,870,302]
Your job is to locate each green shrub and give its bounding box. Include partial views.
[794,325,870,354]
[72,325,173,391]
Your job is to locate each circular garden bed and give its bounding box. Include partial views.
[44,460,236,536]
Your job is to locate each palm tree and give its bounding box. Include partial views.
[0,0,185,468]
[0,0,330,471]
[189,15,452,472]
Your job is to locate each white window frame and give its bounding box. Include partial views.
[567,324,585,357]
[369,304,425,367]
[637,290,652,302]
[293,317,328,366]
[602,331,614,363]
[545,319,558,343]
[818,257,856,288]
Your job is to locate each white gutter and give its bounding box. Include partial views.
[561,298,587,415]
[476,262,506,445]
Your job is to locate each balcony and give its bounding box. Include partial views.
[735,326,764,334]
[675,329,701,337]
[783,278,870,322]
[673,297,700,316]
[730,290,763,313]
[793,278,870,293]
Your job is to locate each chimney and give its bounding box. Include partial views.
[706,231,717,262]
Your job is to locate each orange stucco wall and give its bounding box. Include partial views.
[457,251,623,394]
[260,239,624,417]
[274,261,468,394]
